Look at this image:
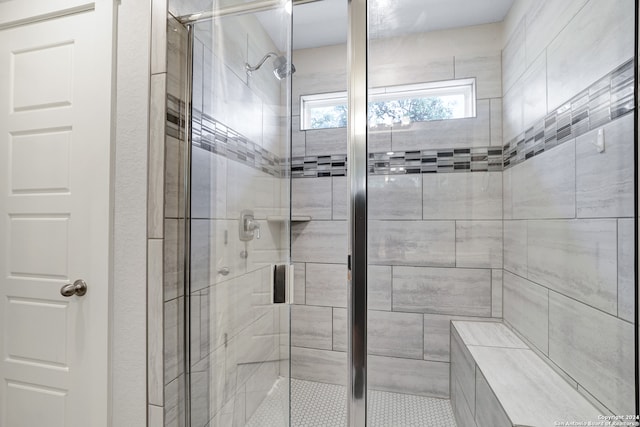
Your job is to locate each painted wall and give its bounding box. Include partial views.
[112,0,151,425]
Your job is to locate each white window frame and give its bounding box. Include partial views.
[300,78,476,130]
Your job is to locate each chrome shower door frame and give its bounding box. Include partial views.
[347,0,368,426]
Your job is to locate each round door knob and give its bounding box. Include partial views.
[60,279,88,297]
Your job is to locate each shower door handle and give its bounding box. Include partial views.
[60,279,88,297]
[271,264,294,304]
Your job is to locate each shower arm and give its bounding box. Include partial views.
[245,52,279,72]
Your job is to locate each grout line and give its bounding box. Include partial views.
[616,219,620,318]
[505,269,634,325]
[390,265,394,311]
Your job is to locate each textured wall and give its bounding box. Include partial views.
[113,0,151,425]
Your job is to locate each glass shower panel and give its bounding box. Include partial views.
[187,3,293,426]
[366,0,636,426]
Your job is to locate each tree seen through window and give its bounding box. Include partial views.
[309,96,456,129]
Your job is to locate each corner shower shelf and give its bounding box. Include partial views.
[266,215,312,223]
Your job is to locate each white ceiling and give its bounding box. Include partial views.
[257,0,514,51]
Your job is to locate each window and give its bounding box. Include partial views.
[300,78,476,130]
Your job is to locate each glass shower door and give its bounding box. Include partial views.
[185,2,294,426]
[361,1,637,426]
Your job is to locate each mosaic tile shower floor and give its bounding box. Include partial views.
[246,378,458,427]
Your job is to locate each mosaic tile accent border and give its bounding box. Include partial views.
[291,147,503,178]
[167,94,284,178]
[503,59,635,169]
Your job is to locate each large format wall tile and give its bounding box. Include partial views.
[522,52,546,128]
[165,136,184,219]
[210,56,264,146]
[502,16,525,94]
[503,271,549,354]
[190,219,212,291]
[332,308,347,352]
[424,314,495,362]
[368,221,455,266]
[474,369,511,427]
[576,114,634,218]
[455,220,503,268]
[305,127,347,156]
[503,220,527,276]
[391,100,491,151]
[453,321,526,349]
[369,175,422,220]
[164,375,185,427]
[293,262,305,305]
[423,172,502,220]
[502,78,523,142]
[454,54,502,99]
[511,140,576,219]
[164,297,184,385]
[334,309,423,359]
[368,310,423,359]
[245,361,279,420]
[206,268,273,351]
[618,219,634,322]
[232,310,279,366]
[451,375,477,427]
[291,305,332,350]
[305,263,347,308]
[292,68,347,113]
[549,291,635,415]
[292,177,332,219]
[469,345,600,426]
[393,266,491,316]
[524,0,589,68]
[368,265,392,311]
[450,328,476,409]
[368,355,450,398]
[291,347,347,385]
[261,103,283,158]
[191,147,226,220]
[490,98,503,146]
[546,0,634,111]
[491,269,503,318]
[527,219,617,314]
[332,176,347,220]
[292,221,347,264]
[164,218,184,301]
[226,162,280,219]
[369,127,392,153]
[291,115,305,157]
[370,52,454,88]
[502,167,513,219]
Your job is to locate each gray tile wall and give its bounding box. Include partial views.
[161,8,292,427]
[501,0,635,416]
[291,49,504,398]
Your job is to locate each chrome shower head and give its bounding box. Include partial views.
[245,52,296,80]
[271,55,296,80]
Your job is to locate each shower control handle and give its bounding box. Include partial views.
[246,218,261,239]
[239,210,261,241]
[60,279,88,297]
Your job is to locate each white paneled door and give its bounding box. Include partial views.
[0,2,115,426]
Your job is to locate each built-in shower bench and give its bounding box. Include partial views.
[450,321,601,427]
